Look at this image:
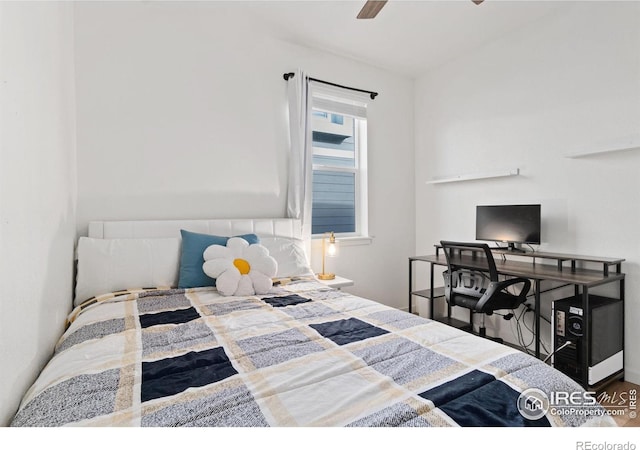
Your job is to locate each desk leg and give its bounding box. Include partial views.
[582,287,590,389]
[409,259,413,314]
[430,262,435,320]
[535,280,541,359]
[621,278,625,381]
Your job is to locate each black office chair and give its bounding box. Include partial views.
[440,241,531,341]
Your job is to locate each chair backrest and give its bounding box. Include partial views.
[440,241,499,307]
[440,241,499,281]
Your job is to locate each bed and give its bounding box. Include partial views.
[10,218,615,427]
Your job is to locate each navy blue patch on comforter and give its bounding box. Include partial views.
[420,370,550,427]
[142,347,237,402]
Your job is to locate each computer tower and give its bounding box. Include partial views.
[551,295,623,387]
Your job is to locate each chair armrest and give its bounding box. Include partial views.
[475,277,532,312]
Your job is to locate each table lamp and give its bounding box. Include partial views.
[317,231,338,280]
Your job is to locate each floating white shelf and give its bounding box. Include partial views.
[426,168,520,184]
[565,145,640,158]
[564,134,640,158]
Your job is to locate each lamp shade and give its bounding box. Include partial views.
[326,233,338,257]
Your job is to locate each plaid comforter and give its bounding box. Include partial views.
[11,280,615,427]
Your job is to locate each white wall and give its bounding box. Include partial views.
[74,2,415,309]
[0,2,77,425]
[414,2,640,383]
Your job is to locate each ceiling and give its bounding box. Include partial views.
[241,0,568,78]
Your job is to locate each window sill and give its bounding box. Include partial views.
[312,235,373,246]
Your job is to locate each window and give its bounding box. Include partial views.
[310,88,368,238]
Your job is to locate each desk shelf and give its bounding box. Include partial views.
[434,316,473,331]
[410,287,445,300]
[409,286,471,330]
[411,287,471,330]
[491,248,624,276]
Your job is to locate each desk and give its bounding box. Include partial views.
[409,247,625,390]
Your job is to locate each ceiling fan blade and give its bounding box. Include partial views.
[357,0,388,19]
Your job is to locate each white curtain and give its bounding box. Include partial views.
[286,70,313,237]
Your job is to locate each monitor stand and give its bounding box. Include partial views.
[495,243,527,253]
[507,242,526,253]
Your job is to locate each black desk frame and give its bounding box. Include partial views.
[409,247,625,390]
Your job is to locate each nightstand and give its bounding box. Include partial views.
[316,275,354,290]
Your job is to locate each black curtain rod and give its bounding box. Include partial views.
[283,72,378,100]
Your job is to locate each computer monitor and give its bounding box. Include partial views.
[476,204,541,251]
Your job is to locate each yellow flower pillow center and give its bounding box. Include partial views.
[233,258,251,275]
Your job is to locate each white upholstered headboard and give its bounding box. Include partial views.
[88,218,303,241]
[74,218,309,306]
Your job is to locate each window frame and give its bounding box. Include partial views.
[310,106,368,240]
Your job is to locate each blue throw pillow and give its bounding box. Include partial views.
[178,229,260,288]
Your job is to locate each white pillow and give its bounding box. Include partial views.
[74,237,181,306]
[259,237,313,278]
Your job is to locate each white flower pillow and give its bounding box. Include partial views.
[202,237,277,296]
